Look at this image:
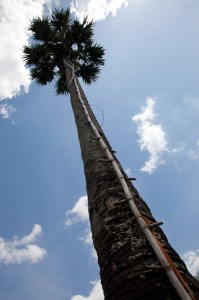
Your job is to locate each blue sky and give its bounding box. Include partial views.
[0,0,199,299]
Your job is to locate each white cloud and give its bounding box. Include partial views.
[71,280,104,300]
[0,104,16,119]
[171,142,199,161]
[132,98,168,174]
[0,0,56,100]
[66,198,102,297]
[70,0,128,21]
[125,168,132,177]
[0,224,47,264]
[65,195,89,227]
[65,196,97,258]
[182,250,199,276]
[171,145,184,154]
[79,229,97,259]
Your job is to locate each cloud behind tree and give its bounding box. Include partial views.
[0,0,56,101]
[70,0,128,21]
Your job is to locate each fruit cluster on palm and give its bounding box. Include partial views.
[23,8,199,300]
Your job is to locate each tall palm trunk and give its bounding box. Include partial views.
[64,59,199,300]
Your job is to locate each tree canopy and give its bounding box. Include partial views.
[23,8,105,94]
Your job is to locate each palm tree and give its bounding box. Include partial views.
[23,8,199,300]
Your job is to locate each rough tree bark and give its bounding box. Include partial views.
[65,60,199,300]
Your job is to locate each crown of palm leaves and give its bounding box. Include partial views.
[23,8,105,94]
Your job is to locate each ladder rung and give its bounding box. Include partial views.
[114,199,128,205]
[91,137,100,140]
[99,159,112,162]
[146,221,163,229]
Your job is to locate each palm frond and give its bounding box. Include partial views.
[31,62,55,85]
[51,8,72,31]
[82,43,105,65]
[77,63,101,84]
[55,71,69,95]
[29,17,53,42]
[70,18,94,45]
[23,44,52,66]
